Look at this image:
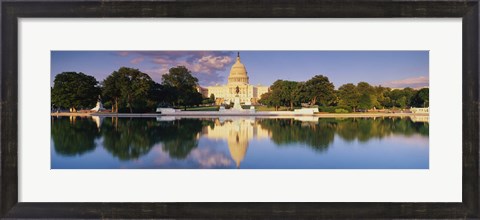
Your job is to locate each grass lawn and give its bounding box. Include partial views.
[254,106,293,111]
[184,106,219,111]
[185,105,303,112]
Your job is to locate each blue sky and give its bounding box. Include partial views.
[51,51,429,89]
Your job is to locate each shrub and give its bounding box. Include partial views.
[318,106,336,113]
[335,108,349,113]
[336,105,352,112]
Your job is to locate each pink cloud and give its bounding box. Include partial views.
[382,76,429,89]
[117,51,129,57]
[152,57,173,65]
[114,51,235,85]
[198,55,233,69]
[130,57,144,64]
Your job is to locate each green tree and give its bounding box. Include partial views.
[386,87,417,109]
[120,67,155,113]
[397,96,407,109]
[51,72,100,112]
[402,87,416,108]
[293,82,309,106]
[102,67,155,113]
[410,88,429,107]
[375,86,391,108]
[162,66,202,110]
[298,75,335,106]
[356,82,377,110]
[158,85,178,107]
[386,89,403,108]
[147,82,165,109]
[184,90,204,107]
[338,83,359,112]
[258,91,282,111]
[102,71,123,113]
[269,80,300,110]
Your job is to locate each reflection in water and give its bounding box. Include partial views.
[159,119,207,159]
[334,117,429,142]
[91,116,103,130]
[100,117,161,160]
[99,118,206,160]
[258,118,336,152]
[51,116,429,169]
[205,118,270,167]
[51,116,100,156]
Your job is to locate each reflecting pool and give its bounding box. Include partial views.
[51,116,429,169]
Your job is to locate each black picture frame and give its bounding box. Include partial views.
[1,0,479,219]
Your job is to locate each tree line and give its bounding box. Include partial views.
[51,66,206,113]
[52,66,429,113]
[259,75,429,112]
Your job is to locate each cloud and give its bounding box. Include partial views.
[130,57,144,64]
[115,51,235,85]
[382,76,429,89]
[143,65,171,82]
[151,144,232,168]
[188,148,233,168]
[117,51,129,57]
[152,57,173,65]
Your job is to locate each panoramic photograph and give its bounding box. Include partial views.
[51,51,429,169]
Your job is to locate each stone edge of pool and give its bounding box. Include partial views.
[51,112,429,118]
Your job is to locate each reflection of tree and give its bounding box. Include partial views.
[259,117,429,151]
[412,122,429,136]
[335,117,429,142]
[159,119,204,159]
[100,118,205,160]
[53,116,429,163]
[101,118,162,160]
[258,118,336,152]
[51,117,99,156]
[335,118,390,142]
[162,139,198,159]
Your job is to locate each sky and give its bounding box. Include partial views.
[51,51,429,89]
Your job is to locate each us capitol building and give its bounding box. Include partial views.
[198,53,269,105]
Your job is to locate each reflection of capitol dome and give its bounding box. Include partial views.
[206,118,271,168]
[227,133,249,168]
[227,52,249,85]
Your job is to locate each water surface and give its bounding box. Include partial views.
[51,116,429,169]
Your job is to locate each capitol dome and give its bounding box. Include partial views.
[228,52,249,84]
[205,52,270,106]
